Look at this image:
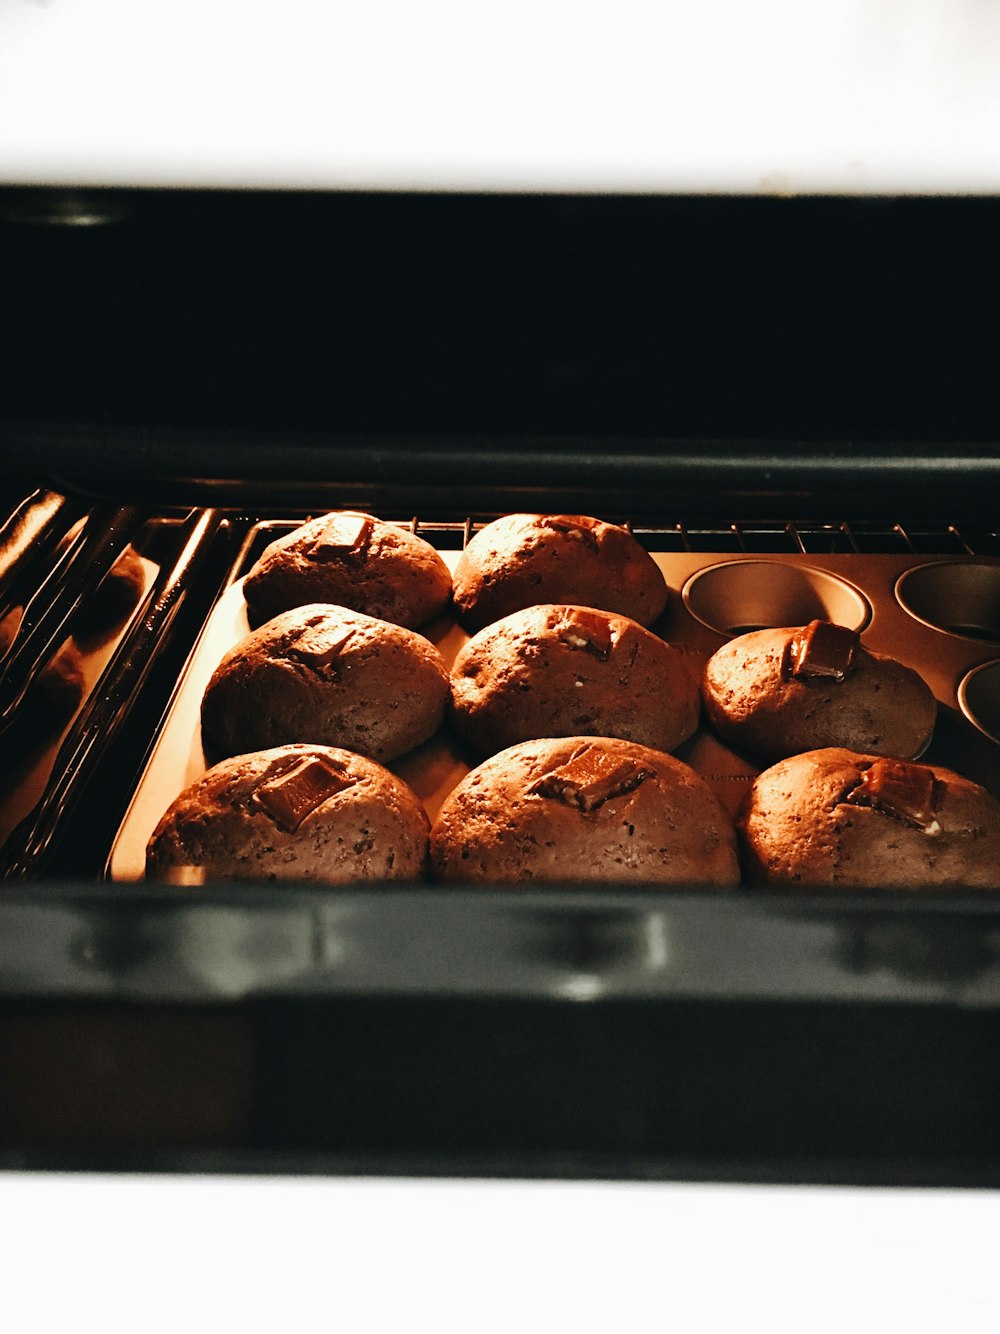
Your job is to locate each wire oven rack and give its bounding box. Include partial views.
[1,488,998,878]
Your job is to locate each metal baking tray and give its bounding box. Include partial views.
[108,518,1000,883]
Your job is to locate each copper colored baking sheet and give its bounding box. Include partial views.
[108,529,1000,882]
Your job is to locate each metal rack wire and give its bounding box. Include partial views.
[411,515,999,557]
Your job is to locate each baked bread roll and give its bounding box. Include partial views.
[451,604,699,757]
[201,604,450,763]
[452,514,668,632]
[739,748,1000,889]
[701,620,936,761]
[430,735,739,885]
[243,512,452,630]
[146,744,429,883]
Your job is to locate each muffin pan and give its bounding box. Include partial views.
[108,521,1000,881]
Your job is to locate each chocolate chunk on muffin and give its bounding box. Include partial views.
[430,735,739,884]
[243,512,452,630]
[701,620,937,761]
[146,744,429,883]
[740,748,1000,889]
[451,604,699,758]
[201,604,450,763]
[452,514,668,632]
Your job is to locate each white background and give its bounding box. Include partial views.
[1,1175,999,1331]
[1,1,1000,192]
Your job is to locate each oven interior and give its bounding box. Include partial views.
[1,189,999,1184]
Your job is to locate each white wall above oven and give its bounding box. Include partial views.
[1,0,999,194]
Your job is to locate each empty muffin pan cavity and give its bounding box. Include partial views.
[681,560,871,638]
[960,661,1000,747]
[896,562,1000,643]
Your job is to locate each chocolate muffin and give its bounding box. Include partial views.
[702,620,937,762]
[243,512,452,630]
[452,514,668,632]
[739,748,1000,889]
[201,604,450,763]
[430,736,740,884]
[451,604,699,758]
[146,744,429,883]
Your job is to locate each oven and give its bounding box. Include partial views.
[1,187,999,1184]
